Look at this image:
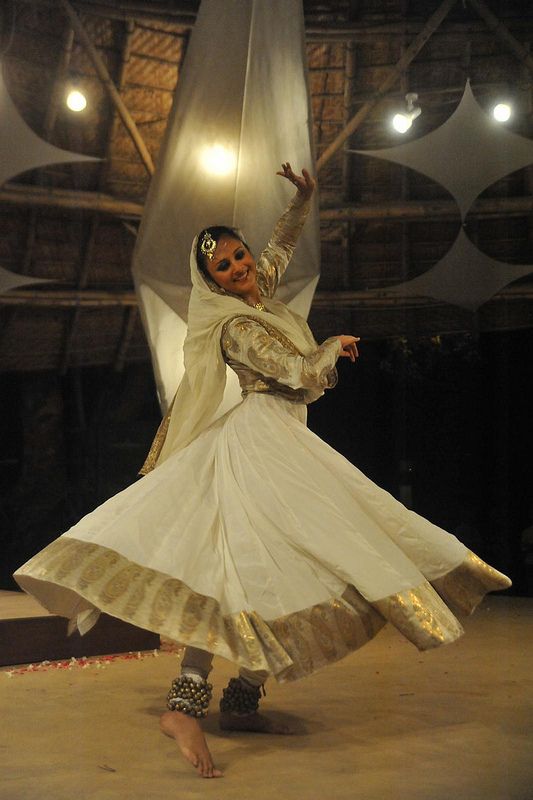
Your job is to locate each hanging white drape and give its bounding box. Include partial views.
[132,0,319,412]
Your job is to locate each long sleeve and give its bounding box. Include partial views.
[222,316,341,394]
[256,193,311,299]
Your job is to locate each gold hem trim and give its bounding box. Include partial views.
[432,550,512,616]
[14,541,508,680]
[373,581,465,650]
[15,538,388,680]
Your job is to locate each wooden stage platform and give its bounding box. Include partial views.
[0,590,160,666]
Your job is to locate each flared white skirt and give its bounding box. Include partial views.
[15,393,511,681]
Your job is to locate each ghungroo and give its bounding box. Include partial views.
[166,675,213,717]
[219,677,263,716]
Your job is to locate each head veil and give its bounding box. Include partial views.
[153,229,319,467]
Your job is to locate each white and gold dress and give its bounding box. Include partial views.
[14,196,511,682]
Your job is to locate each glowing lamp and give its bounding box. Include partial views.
[493,103,511,122]
[66,89,87,112]
[201,145,236,176]
[392,113,412,133]
[391,93,421,134]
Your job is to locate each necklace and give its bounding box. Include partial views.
[251,301,266,311]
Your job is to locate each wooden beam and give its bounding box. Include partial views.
[3,182,533,221]
[315,283,533,307]
[6,179,533,222]
[347,81,526,106]
[70,1,195,27]
[320,196,533,221]
[316,0,458,171]
[98,19,135,189]
[19,1,533,40]
[468,0,533,77]
[58,0,155,176]
[0,183,144,217]
[0,290,138,307]
[2,283,533,309]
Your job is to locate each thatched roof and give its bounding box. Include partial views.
[1,0,533,372]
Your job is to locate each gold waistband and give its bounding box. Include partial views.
[241,380,305,403]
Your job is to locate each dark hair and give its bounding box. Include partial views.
[195,226,250,275]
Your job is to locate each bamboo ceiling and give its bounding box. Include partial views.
[1,0,533,372]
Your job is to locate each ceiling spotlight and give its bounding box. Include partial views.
[492,102,511,122]
[392,92,421,134]
[66,89,87,112]
[201,144,236,176]
[392,113,412,133]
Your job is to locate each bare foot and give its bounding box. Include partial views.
[160,711,223,778]
[219,711,295,734]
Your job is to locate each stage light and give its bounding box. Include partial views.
[391,92,421,134]
[392,113,412,133]
[66,89,87,112]
[493,102,511,122]
[201,145,236,176]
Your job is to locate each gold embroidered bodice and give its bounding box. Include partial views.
[222,316,339,404]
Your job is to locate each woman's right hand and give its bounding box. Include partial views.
[336,335,360,362]
[276,162,316,199]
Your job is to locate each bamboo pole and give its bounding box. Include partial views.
[316,0,458,171]
[58,0,155,176]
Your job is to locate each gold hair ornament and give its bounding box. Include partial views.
[200,230,217,260]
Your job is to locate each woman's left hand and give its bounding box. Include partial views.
[277,162,316,199]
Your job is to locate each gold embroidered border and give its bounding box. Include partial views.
[16,540,510,680]
[16,538,388,681]
[431,550,512,616]
[373,581,465,650]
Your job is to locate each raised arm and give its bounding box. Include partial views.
[256,164,316,299]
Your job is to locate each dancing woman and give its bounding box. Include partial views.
[15,163,511,779]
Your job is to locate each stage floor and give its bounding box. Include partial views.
[1,595,532,800]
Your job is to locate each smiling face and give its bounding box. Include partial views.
[204,235,258,297]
